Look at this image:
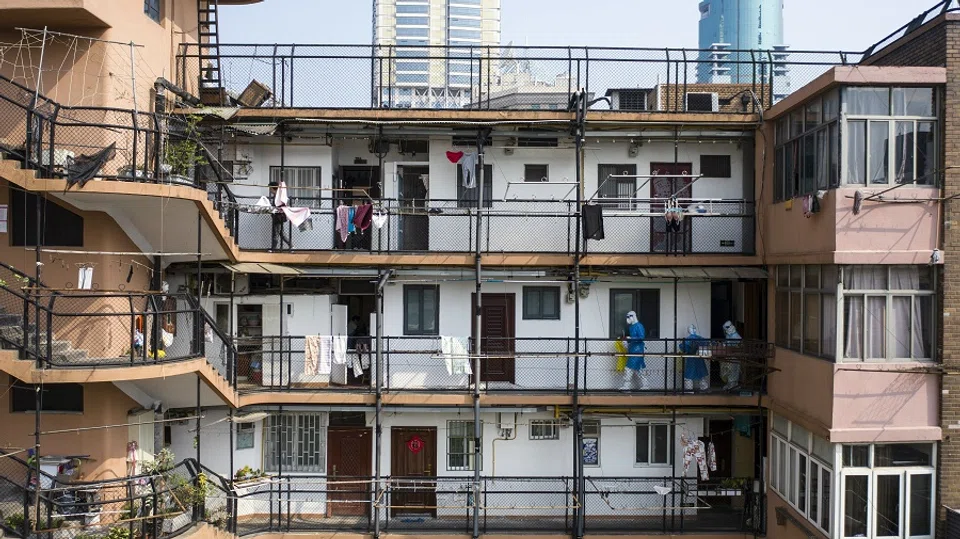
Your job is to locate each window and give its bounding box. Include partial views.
[843,86,938,186]
[269,166,322,209]
[840,443,935,539]
[700,155,732,178]
[397,16,429,26]
[775,265,837,359]
[457,164,493,208]
[523,286,560,320]
[635,423,672,465]
[449,17,481,27]
[842,266,933,362]
[397,27,429,37]
[10,379,83,412]
[447,420,480,470]
[404,285,439,335]
[163,426,172,448]
[449,29,480,40]
[582,420,600,466]
[236,422,255,450]
[264,413,327,473]
[609,289,660,339]
[397,4,429,13]
[530,420,560,440]
[10,188,84,247]
[144,0,161,22]
[774,93,841,201]
[598,164,637,209]
[524,164,549,183]
[770,414,834,536]
[449,6,480,16]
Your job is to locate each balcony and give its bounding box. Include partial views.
[0,1,113,28]
[241,336,772,396]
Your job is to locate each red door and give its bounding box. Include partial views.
[650,163,693,254]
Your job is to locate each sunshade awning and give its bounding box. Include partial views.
[638,267,767,280]
[221,262,303,275]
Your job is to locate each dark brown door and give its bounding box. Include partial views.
[471,293,516,383]
[390,428,437,516]
[650,162,693,254]
[327,427,372,516]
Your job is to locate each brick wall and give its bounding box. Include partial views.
[863,21,947,67]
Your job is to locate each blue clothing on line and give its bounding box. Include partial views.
[347,207,356,233]
[679,333,710,380]
[625,322,646,370]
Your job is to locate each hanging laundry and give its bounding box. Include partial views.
[304,335,321,375]
[441,336,472,375]
[318,336,332,375]
[347,206,356,233]
[446,150,465,164]
[281,206,311,228]
[664,198,684,232]
[274,181,290,207]
[351,354,364,378]
[298,218,313,232]
[335,205,352,243]
[652,485,673,496]
[332,335,348,365]
[66,143,116,189]
[78,266,94,290]
[460,152,478,188]
[372,211,388,229]
[161,328,174,348]
[354,203,373,231]
[680,434,709,480]
[582,204,605,240]
[205,324,214,343]
[707,442,717,472]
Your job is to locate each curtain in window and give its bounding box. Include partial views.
[890,267,926,358]
[847,121,866,184]
[843,267,887,359]
[822,293,837,359]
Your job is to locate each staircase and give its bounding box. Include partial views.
[197,0,226,106]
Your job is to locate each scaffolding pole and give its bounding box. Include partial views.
[573,89,587,539]
[471,128,487,539]
[373,269,391,539]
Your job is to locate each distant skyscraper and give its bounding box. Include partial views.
[697,0,790,100]
[373,0,501,108]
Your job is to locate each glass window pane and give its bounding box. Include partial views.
[803,134,816,193]
[635,425,650,463]
[805,266,821,290]
[866,296,887,359]
[778,440,787,493]
[874,443,933,467]
[798,453,808,512]
[894,121,915,184]
[909,474,933,537]
[775,147,785,201]
[653,425,669,464]
[611,292,634,339]
[773,415,789,436]
[804,293,821,354]
[788,447,797,503]
[810,462,820,524]
[846,266,889,290]
[843,445,870,467]
[790,265,802,287]
[822,467,832,531]
[822,293,837,360]
[893,87,934,117]
[786,140,798,198]
[822,265,838,290]
[892,296,912,358]
[870,121,890,184]
[830,123,840,186]
[917,121,936,185]
[844,475,869,538]
[423,288,437,332]
[847,120,867,184]
[847,87,891,115]
[823,89,840,121]
[790,291,802,350]
[876,474,902,537]
[772,440,780,491]
[776,290,790,347]
[791,109,804,138]
[813,435,834,466]
[916,296,933,360]
[844,296,865,360]
[816,128,829,189]
[806,99,822,128]
[778,266,790,287]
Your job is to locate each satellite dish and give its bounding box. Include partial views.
[853,190,864,215]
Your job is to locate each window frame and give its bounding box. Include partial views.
[522,286,561,320]
[263,412,328,473]
[581,419,601,467]
[699,154,732,178]
[144,0,161,22]
[529,419,561,440]
[841,86,939,187]
[447,420,481,471]
[403,285,440,336]
[609,289,662,340]
[236,422,255,450]
[269,166,322,209]
[634,422,673,467]
[775,265,838,360]
[524,164,550,183]
[774,91,841,202]
[770,415,834,538]
[597,164,638,209]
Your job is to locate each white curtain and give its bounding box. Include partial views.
[890,267,927,359]
[843,267,889,360]
[822,293,837,359]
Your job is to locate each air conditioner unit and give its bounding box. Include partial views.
[685,92,720,112]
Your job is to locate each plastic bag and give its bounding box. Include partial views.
[614,340,628,372]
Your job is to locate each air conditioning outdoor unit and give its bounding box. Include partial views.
[685,92,720,112]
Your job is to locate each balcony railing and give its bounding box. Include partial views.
[176,43,858,112]
[241,336,773,395]
[223,196,755,256]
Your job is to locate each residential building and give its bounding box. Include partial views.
[373,0,501,108]
[0,2,955,539]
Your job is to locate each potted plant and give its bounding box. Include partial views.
[163,115,207,185]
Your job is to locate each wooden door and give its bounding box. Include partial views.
[650,162,693,254]
[390,428,437,516]
[327,428,372,516]
[471,293,516,383]
[398,166,429,251]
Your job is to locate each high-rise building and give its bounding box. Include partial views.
[697,0,790,99]
[373,0,501,108]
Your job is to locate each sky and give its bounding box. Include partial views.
[219,0,927,52]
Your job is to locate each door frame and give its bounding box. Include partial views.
[471,293,517,383]
[326,426,373,517]
[389,427,438,517]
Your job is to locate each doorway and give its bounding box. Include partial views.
[650,162,693,254]
[327,427,372,516]
[471,293,516,384]
[390,427,437,517]
[398,165,429,251]
[336,166,380,251]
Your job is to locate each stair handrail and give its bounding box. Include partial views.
[186,295,238,386]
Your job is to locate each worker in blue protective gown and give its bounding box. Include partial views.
[620,311,647,391]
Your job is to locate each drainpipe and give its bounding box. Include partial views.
[472,129,486,539]
[373,269,392,539]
